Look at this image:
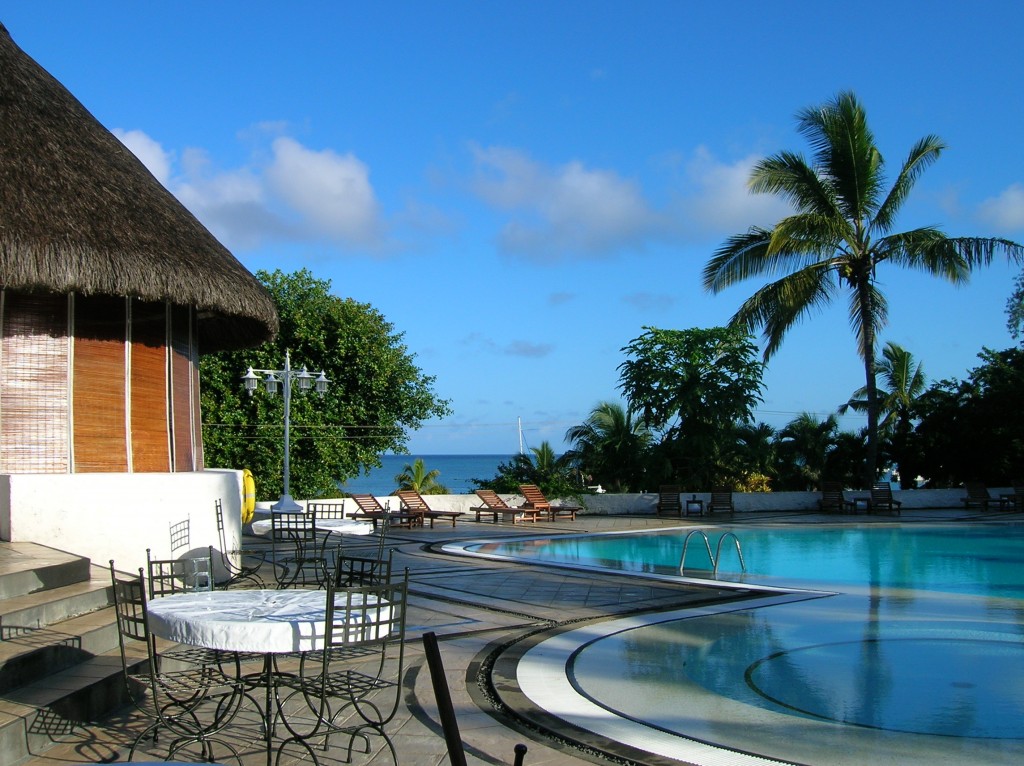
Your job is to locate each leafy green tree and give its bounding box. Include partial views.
[912,347,1024,485]
[1008,270,1024,341]
[393,457,449,495]
[775,412,839,490]
[562,401,654,492]
[733,421,778,488]
[704,91,1023,486]
[201,268,452,500]
[824,429,869,489]
[618,326,764,489]
[473,440,582,501]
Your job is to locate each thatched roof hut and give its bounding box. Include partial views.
[0,22,277,474]
[0,21,277,352]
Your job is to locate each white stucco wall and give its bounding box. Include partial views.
[0,469,244,575]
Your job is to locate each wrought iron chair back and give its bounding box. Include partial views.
[146,548,213,598]
[270,509,328,588]
[213,498,266,588]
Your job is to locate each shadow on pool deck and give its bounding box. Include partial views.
[24,507,1022,766]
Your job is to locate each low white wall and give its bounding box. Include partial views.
[0,469,245,575]
[296,487,1011,516]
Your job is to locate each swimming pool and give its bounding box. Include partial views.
[462,523,1024,597]
[455,524,1024,764]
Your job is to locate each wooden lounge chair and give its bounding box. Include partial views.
[818,481,854,513]
[397,490,463,527]
[349,493,416,529]
[656,485,682,517]
[471,490,538,523]
[519,484,579,521]
[869,482,901,515]
[1000,481,1024,512]
[960,482,999,511]
[707,488,734,515]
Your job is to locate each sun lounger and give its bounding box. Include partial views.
[471,489,538,523]
[818,482,854,513]
[869,482,901,515]
[397,490,464,527]
[1000,481,1024,512]
[519,484,579,521]
[349,493,416,529]
[656,485,682,517]
[960,482,999,511]
[707,488,734,515]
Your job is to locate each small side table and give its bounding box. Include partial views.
[685,497,704,516]
[851,496,870,513]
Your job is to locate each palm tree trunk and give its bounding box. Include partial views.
[858,279,879,488]
[863,352,879,488]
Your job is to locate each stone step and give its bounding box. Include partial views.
[0,602,119,694]
[0,648,143,766]
[0,542,92,600]
[0,567,113,634]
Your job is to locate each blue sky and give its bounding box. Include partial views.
[5,2,1023,454]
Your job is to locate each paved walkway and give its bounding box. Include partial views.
[24,507,1018,766]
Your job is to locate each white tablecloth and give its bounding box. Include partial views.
[250,517,374,538]
[147,589,386,653]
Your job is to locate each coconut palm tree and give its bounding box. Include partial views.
[393,457,449,495]
[563,401,654,492]
[703,91,1023,486]
[776,412,840,490]
[840,341,926,438]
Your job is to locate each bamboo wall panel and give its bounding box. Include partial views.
[73,295,129,472]
[130,300,170,472]
[170,305,195,470]
[0,293,70,472]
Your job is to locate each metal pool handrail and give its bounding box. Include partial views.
[679,529,746,576]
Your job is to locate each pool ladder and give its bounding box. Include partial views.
[679,530,746,576]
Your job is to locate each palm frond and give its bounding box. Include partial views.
[703,228,772,292]
[878,228,971,282]
[873,135,945,233]
[750,152,838,217]
[797,91,884,223]
[732,267,836,359]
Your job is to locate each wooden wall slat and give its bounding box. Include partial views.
[130,300,170,472]
[170,305,194,470]
[73,295,128,472]
[0,293,70,472]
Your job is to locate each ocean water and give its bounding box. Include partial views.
[337,454,513,497]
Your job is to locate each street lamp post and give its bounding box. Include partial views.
[241,350,329,512]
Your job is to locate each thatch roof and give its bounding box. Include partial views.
[0,22,277,352]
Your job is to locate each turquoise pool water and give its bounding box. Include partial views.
[466,523,1024,759]
[466,523,1024,598]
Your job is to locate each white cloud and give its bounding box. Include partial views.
[174,147,284,250]
[680,146,791,233]
[266,137,383,245]
[977,183,1024,232]
[111,129,388,252]
[113,128,172,185]
[469,145,662,259]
